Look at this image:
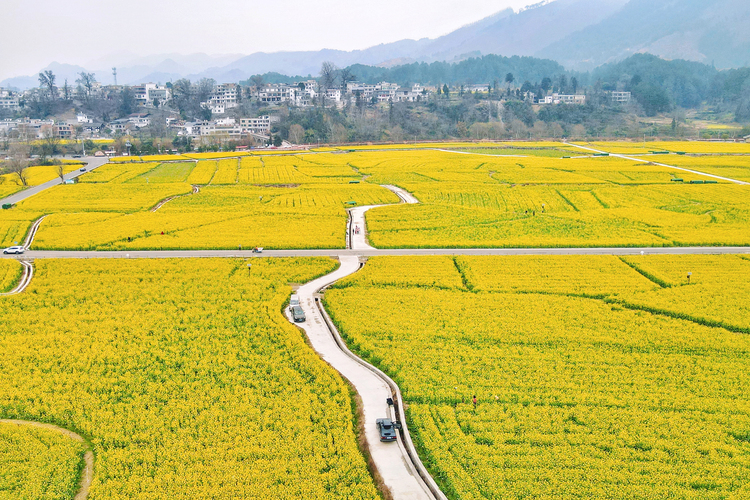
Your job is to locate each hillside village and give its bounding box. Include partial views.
[0,73,603,153]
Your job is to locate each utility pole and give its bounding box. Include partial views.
[112,67,117,86]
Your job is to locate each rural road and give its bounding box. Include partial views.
[0,156,109,207]
[5,246,749,260]
[563,142,750,185]
[287,256,440,500]
[348,185,419,250]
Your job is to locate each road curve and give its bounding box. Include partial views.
[0,419,94,500]
[348,185,420,250]
[0,156,110,207]
[23,215,47,249]
[382,185,420,205]
[563,143,750,185]
[287,256,439,500]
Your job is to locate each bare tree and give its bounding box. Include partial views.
[76,72,97,103]
[38,70,57,100]
[6,143,31,186]
[339,68,356,93]
[55,163,66,182]
[40,126,61,163]
[288,124,304,144]
[319,62,338,108]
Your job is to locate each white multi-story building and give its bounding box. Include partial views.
[205,83,239,112]
[539,93,586,105]
[132,83,171,106]
[240,116,272,134]
[258,84,294,103]
[608,91,632,103]
[0,89,19,111]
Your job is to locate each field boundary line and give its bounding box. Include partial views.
[563,142,750,185]
[0,419,94,500]
[150,185,200,212]
[434,148,528,158]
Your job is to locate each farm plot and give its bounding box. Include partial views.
[0,259,23,292]
[0,422,85,500]
[325,254,750,500]
[0,258,379,500]
[346,150,750,248]
[32,183,398,250]
[21,153,397,250]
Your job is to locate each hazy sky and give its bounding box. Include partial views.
[1,0,536,81]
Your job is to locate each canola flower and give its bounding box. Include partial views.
[0,258,379,500]
[325,254,750,499]
[0,210,44,247]
[0,259,23,292]
[0,422,85,500]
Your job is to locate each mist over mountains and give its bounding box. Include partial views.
[4,0,750,90]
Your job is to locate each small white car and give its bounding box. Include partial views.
[3,246,25,255]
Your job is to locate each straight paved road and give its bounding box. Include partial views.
[564,143,750,185]
[288,256,435,500]
[0,156,109,206]
[6,246,749,260]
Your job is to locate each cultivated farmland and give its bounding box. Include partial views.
[325,254,750,499]
[0,258,379,499]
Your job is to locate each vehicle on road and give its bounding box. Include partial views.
[3,246,25,255]
[252,247,263,253]
[291,306,306,322]
[290,294,300,307]
[80,167,87,172]
[376,418,401,442]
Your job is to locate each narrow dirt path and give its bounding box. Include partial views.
[0,419,94,500]
[286,256,444,500]
[150,185,201,212]
[564,142,750,185]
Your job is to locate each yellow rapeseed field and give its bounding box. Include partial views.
[578,141,750,155]
[0,165,80,198]
[0,211,44,248]
[342,149,750,248]
[0,259,22,292]
[325,254,750,499]
[0,258,379,500]
[0,422,85,500]
[186,160,217,184]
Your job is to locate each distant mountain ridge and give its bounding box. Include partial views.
[3,0,750,90]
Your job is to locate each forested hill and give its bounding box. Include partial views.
[346,55,566,88]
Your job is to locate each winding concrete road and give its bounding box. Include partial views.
[0,156,110,207]
[348,184,420,250]
[563,142,750,185]
[287,256,440,500]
